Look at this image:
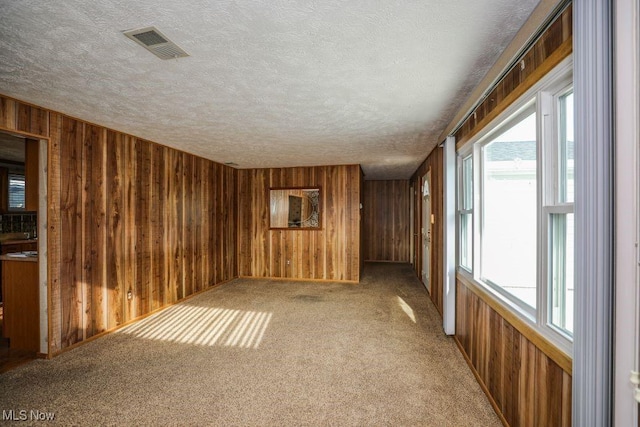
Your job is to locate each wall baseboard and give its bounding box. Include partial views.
[238,275,358,284]
[48,277,238,358]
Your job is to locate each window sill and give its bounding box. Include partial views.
[456,271,572,374]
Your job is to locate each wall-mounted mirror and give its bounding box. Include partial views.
[270,188,321,229]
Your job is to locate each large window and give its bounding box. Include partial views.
[481,108,538,312]
[456,58,574,350]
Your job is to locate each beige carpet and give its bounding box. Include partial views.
[0,262,500,426]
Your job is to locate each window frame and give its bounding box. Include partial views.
[540,83,575,341]
[456,56,574,355]
[457,151,474,272]
[8,172,26,212]
[478,102,538,317]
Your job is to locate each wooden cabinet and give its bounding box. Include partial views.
[1,258,39,352]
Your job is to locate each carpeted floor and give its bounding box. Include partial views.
[0,262,500,426]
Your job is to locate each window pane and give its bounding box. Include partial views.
[8,173,25,210]
[550,213,574,334]
[460,213,472,270]
[462,155,473,210]
[559,91,574,203]
[482,111,537,309]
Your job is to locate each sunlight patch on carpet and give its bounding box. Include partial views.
[397,296,416,323]
[118,304,273,349]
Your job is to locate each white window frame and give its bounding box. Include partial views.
[457,151,473,272]
[540,82,574,344]
[479,102,537,317]
[456,56,574,355]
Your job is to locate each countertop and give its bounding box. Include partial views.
[0,252,38,262]
[0,239,38,245]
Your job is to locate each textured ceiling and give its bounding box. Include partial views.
[0,131,25,164]
[0,0,539,179]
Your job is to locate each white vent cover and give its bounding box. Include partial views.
[123,27,189,60]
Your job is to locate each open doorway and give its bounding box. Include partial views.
[0,130,47,371]
[422,170,432,294]
[410,184,414,266]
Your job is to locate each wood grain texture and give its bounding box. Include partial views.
[85,125,107,337]
[444,10,573,425]
[123,135,137,321]
[0,97,49,138]
[106,130,124,329]
[0,94,243,355]
[1,259,40,352]
[456,279,572,426]
[238,165,360,282]
[39,108,239,355]
[455,4,572,148]
[410,148,444,314]
[59,116,84,348]
[0,97,17,131]
[362,180,410,262]
[24,139,39,211]
[16,101,49,137]
[47,113,63,354]
[457,274,572,374]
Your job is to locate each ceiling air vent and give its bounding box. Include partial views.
[123,26,189,60]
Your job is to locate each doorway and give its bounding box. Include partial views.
[422,171,432,294]
[409,184,414,266]
[0,130,48,371]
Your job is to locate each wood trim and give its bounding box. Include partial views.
[457,273,572,374]
[24,139,39,219]
[455,279,572,426]
[454,336,509,427]
[49,277,237,357]
[456,37,573,150]
[238,275,359,284]
[0,126,49,141]
[47,113,62,355]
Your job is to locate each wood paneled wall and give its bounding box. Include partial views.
[238,165,361,282]
[410,148,444,314]
[362,180,410,262]
[455,4,572,148]
[0,95,238,355]
[0,97,49,138]
[456,280,571,426]
[449,6,573,425]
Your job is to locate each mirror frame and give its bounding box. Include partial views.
[269,187,322,230]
